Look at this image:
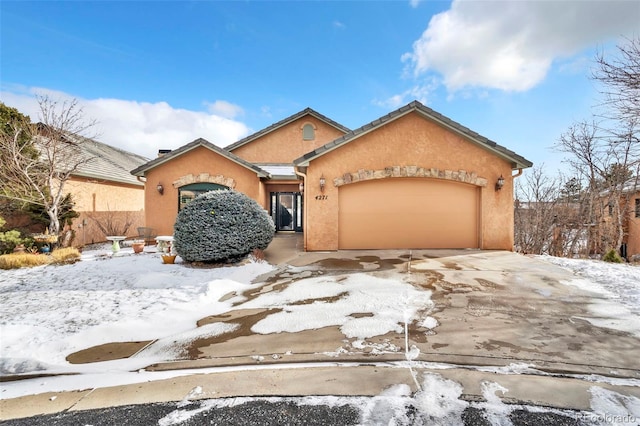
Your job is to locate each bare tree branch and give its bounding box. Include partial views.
[0,95,98,235]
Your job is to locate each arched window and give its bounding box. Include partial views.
[302,123,315,141]
[178,182,227,210]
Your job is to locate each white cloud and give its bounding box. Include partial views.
[0,86,251,159]
[204,100,244,119]
[372,77,438,109]
[409,0,422,8]
[333,20,346,30]
[402,0,640,94]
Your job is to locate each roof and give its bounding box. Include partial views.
[254,163,297,180]
[43,132,149,186]
[225,107,350,152]
[130,138,270,178]
[294,100,533,170]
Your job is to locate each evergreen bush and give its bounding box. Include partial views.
[0,216,30,254]
[173,190,275,263]
[602,248,623,263]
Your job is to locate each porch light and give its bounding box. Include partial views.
[319,175,326,193]
[299,181,304,193]
[157,183,164,195]
[495,175,505,191]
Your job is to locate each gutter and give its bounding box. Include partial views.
[512,168,523,178]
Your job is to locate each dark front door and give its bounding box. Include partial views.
[271,192,303,232]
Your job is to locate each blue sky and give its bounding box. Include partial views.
[1,1,639,172]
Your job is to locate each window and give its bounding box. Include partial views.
[178,183,227,210]
[636,198,640,218]
[302,123,315,141]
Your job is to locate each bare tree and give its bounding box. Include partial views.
[514,166,561,254]
[551,37,640,258]
[593,36,640,123]
[514,166,586,256]
[0,96,97,235]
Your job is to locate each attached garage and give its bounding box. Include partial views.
[338,178,480,249]
[294,101,533,251]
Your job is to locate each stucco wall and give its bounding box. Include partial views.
[302,112,515,251]
[65,177,144,212]
[627,192,640,258]
[230,116,346,163]
[64,177,145,245]
[143,146,263,236]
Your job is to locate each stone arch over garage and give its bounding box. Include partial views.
[332,166,488,188]
[173,173,236,189]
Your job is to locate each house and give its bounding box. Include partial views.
[37,132,150,246]
[131,101,532,251]
[600,184,640,260]
[3,132,149,246]
[63,134,149,245]
[629,189,640,259]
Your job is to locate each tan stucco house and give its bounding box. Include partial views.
[628,189,640,259]
[65,136,149,245]
[131,101,532,251]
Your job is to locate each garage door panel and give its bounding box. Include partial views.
[338,178,479,249]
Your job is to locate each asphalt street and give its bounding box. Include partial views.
[0,399,598,426]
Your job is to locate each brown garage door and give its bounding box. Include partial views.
[338,178,479,249]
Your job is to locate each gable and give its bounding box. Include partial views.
[130,138,268,178]
[308,111,514,174]
[295,101,532,170]
[226,108,350,164]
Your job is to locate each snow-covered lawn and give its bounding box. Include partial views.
[1,246,639,424]
[536,255,640,337]
[0,245,435,391]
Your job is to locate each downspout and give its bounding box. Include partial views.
[511,168,524,253]
[294,168,308,251]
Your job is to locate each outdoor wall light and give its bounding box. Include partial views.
[319,175,326,193]
[156,183,164,195]
[495,175,505,191]
[298,181,304,193]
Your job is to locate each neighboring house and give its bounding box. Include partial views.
[600,184,640,259]
[629,189,640,259]
[58,134,149,246]
[131,101,532,251]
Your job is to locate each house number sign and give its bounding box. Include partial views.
[315,195,328,200]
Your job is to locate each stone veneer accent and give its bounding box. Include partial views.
[173,173,236,189]
[332,166,487,187]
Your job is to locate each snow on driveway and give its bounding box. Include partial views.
[1,247,639,424]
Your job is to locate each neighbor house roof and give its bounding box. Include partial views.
[36,130,149,186]
[130,138,270,178]
[294,100,533,170]
[225,107,350,152]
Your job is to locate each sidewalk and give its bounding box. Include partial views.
[3,364,639,420]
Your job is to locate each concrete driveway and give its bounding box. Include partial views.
[2,238,639,420]
[155,247,639,379]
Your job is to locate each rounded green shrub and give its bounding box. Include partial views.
[173,190,275,263]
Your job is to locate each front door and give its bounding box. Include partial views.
[271,192,303,232]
